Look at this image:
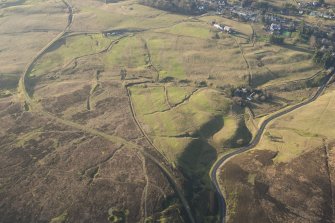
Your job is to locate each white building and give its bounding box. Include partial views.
[224,26,232,33]
[213,24,224,31]
[270,23,281,32]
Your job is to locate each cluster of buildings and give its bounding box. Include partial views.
[296,1,335,19]
[320,37,335,52]
[233,88,270,103]
[233,88,255,101]
[297,1,322,8]
[208,0,334,22]
[196,0,226,12]
[229,7,258,22]
[263,14,297,34]
[309,11,335,19]
[203,0,334,65]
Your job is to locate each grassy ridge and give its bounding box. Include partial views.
[75,3,185,31]
[130,85,235,164]
[104,36,147,70]
[143,31,248,83]
[31,34,113,77]
[130,86,245,221]
[166,86,196,106]
[130,86,170,114]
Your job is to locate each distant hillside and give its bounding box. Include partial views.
[138,0,198,14]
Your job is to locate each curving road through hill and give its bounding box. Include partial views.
[211,70,335,223]
[19,0,73,109]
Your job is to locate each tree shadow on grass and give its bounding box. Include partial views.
[280,44,314,54]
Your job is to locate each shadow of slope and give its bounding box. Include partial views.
[280,44,314,54]
[228,118,252,148]
[177,139,218,222]
[194,115,224,139]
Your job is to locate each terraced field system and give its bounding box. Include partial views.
[2,0,333,222]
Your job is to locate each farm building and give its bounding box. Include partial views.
[270,23,281,32]
[224,26,232,33]
[213,23,232,33]
[213,24,224,31]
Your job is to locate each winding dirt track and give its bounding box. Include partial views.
[210,70,335,223]
[18,1,196,223]
[19,0,73,108]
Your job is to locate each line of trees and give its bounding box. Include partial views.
[313,50,335,68]
[269,34,284,45]
[138,0,197,14]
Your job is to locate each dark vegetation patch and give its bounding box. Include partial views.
[224,162,249,183]
[138,0,197,14]
[220,146,334,223]
[0,100,178,223]
[73,88,143,141]
[0,74,19,90]
[178,139,217,221]
[41,85,91,114]
[254,150,278,166]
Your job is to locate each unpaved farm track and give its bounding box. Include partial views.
[211,70,335,223]
[19,0,73,108]
[17,1,196,223]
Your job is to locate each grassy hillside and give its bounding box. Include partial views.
[31,34,114,77]
[130,85,251,221]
